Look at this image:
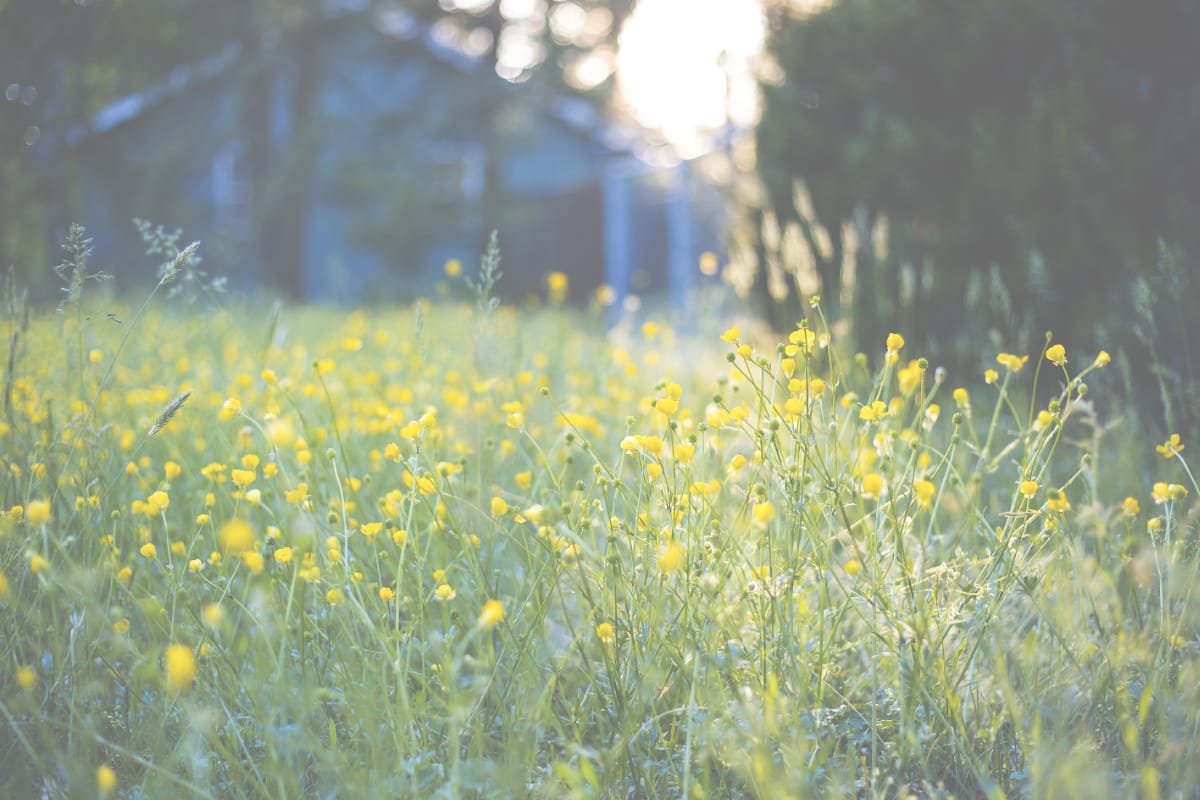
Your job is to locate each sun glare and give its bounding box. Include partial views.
[616,0,764,156]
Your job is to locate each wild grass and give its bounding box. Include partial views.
[1,238,1197,799]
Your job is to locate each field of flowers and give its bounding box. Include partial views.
[2,241,1198,798]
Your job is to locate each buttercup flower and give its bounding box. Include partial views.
[996,353,1029,372]
[1156,434,1184,459]
[26,499,51,526]
[164,644,197,693]
[478,599,505,629]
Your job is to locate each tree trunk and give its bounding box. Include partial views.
[251,17,323,302]
[242,23,273,294]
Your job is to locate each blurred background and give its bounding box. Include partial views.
[2,0,1198,429]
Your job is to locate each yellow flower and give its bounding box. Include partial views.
[1018,480,1039,499]
[1045,344,1067,366]
[241,551,265,574]
[699,251,719,275]
[658,541,685,574]
[284,483,309,505]
[983,369,999,385]
[1122,496,1140,517]
[752,501,776,527]
[478,599,505,629]
[913,479,936,509]
[218,519,255,553]
[514,471,532,490]
[140,543,157,559]
[97,764,118,796]
[720,325,740,343]
[1156,433,1184,459]
[1046,490,1070,513]
[266,418,296,448]
[16,666,36,690]
[995,353,1029,372]
[218,397,242,422]
[231,468,256,488]
[859,401,889,422]
[596,622,615,643]
[1094,350,1111,367]
[886,332,905,353]
[274,547,293,564]
[862,473,884,500]
[163,644,197,694]
[546,271,569,304]
[844,559,862,577]
[789,327,817,353]
[444,258,462,277]
[326,588,344,605]
[654,397,679,416]
[360,522,382,540]
[435,583,456,601]
[29,554,49,575]
[924,404,940,428]
[897,360,924,395]
[26,499,51,527]
[490,496,509,517]
[1152,482,1188,504]
[952,387,970,409]
[202,603,225,629]
[164,461,182,480]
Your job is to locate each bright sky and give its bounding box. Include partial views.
[615,0,765,157]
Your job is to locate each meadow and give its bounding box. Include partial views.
[1,237,1198,798]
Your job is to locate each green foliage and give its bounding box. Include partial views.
[465,230,503,319]
[2,248,1198,796]
[135,218,222,300]
[750,0,1200,432]
[53,223,110,311]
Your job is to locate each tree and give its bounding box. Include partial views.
[750,0,1200,373]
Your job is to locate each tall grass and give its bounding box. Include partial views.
[1,236,1197,798]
